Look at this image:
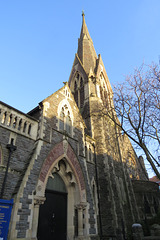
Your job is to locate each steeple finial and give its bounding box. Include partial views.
[77,13,97,74]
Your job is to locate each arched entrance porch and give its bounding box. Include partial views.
[32,141,87,240]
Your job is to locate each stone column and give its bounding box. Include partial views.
[31,196,46,239]
[16,117,21,130]
[77,203,87,237]
[77,204,83,236]
[10,114,15,128]
[20,119,25,133]
[0,109,5,123]
[24,121,29,134]
[5,112,10,126]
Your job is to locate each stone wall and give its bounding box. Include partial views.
[0,102,37,200]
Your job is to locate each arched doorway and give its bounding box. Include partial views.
[37,173,67,240]
[34,142,88,240]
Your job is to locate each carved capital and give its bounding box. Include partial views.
[76,202,87,210]
[34,196,46,205]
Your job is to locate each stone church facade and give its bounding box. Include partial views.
[0,14,159,240]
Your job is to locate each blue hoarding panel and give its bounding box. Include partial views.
[0,199,13,240]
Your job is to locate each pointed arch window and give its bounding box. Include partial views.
[74,81,78,106]
[89,146,92,161]
[59,107,65,131]
[73,72,84,108]
[80,77,84,108]
[59,106,72,136]
[66,111,72,134]
[47,173,67,193]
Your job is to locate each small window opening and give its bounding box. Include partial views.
[18,119,22,131]
[1,112,7,124]
[89,147,92,161]
[7,114,12,126]
[28,124,31,135]
[13,117,17,128]
[23,122,27,133]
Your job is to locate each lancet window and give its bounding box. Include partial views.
[66,111,72,134]
[99,73,109,108]
[59,104,73,135]
[59,107,65,131]
[85,144,93,162]
[74,81,78,106]
[73,72,84,109]
[80,77,84,108]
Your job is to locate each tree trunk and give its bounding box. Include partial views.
[141,142,160,179]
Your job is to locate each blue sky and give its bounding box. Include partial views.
[0,1,159,176]
[0,0,159,113]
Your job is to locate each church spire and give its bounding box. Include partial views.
[80,11,92,42]
[77,13,97,75]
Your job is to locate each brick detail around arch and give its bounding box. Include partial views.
[39,141,85,191]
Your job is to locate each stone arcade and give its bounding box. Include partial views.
[0,14,159,240]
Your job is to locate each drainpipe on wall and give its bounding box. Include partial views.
[0,139,17,199]
[93,143,103,239]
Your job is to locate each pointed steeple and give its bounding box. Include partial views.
[77,12,97,75]
[79,11,92,42]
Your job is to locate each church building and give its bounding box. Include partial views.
[0,14,159,240]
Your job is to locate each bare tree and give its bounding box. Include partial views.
[108,63,160,178]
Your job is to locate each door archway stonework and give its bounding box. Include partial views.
[32,139,88,240]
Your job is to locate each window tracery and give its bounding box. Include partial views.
[58,103,73,135]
